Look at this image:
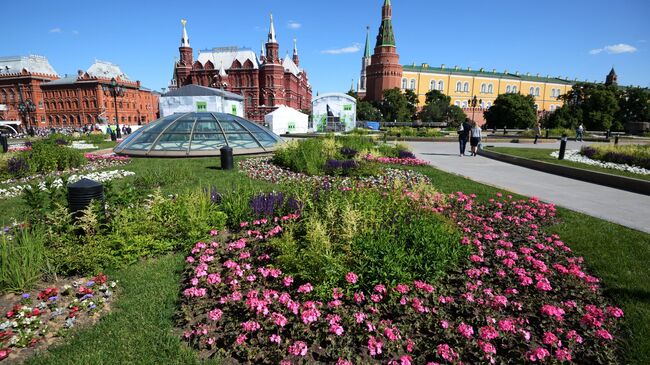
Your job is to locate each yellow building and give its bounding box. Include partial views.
[400,64,575,112]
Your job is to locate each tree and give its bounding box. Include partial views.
[446,105,466,128]
[404,89,419,121]
[483,93,536,129]
[583,88,619,131]
[379,88,412,123]
[357,100,382,121]
[616,87,650,130]
[418,90,451,123]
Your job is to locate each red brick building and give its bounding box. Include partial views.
[0,55,159,129]
[171,16,312,122]
[364,0,403,102]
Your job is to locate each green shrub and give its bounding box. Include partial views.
[133,163,192,189]
[0,227,48,293]
[84,133,108,145]
[273,138,338,175]
[21,141,86,175]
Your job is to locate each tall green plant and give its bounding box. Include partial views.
[0,227,47,293]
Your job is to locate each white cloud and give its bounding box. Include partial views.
[589,43,637,55]
[287,21,301,29]
[72,30,79,35]
[321,43,361,55]
[49,27,62,33]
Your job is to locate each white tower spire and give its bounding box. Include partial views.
[181,19,190,47]
[293,38,298,56]
[268,13,277,43]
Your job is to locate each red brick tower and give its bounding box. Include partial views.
[260,13,284,109]
[365,0,402,102]
[292,38,300,67]
[175,19,193,86]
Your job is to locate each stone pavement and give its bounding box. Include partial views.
[407,141,650,234]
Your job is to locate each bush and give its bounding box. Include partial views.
[0,227,48,293]
[580,144,650,169]
[84,133,108,145]
[22,141,86,175]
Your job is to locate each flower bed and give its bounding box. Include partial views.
[550,150,650,175]
[0,169,135,200]
[0,153,131,189]
[239,157,430,190]
[7,146,31,153]
[580,145,650,170]
[364,155,429,167]
[0,274,118,362]
[179,193,623,364]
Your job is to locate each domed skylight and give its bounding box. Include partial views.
[114,112,284,157]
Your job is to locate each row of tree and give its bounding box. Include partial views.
[483,83,650,131]
[348,89,466,127]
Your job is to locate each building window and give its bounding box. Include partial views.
[247,95,253,106]
[550,105,556,111]
[9,90,14,102]
[506,85,512,93]
[410,79,416,90]
[463,82,469,92]
[535,87,540,96]
[487,84,493,93]
[402,78,408,89]
[437,80,444,91]
[196,101,207,112]
[461,101,468,108]
[480,84,486,93]
[487,102,492,108]
[268,95,274,106]
[480,101,485,108]
[429,80,435,91]
[454,100,461,106]
[512,86,518,93]
[529,87,535,95]
[1,90,6,103]
[456,81,462,92]
[38,101,43,109]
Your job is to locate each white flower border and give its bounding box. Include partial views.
[550,150,650,176]
[0,170,135,200]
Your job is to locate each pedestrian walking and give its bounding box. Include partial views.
[534,122,541,144]
[469,121,482,156]
[576,123,584,142]
[458,118,472,156]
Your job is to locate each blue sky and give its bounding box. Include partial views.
[5,0,650,93]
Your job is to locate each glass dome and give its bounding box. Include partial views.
[113,112,284,157]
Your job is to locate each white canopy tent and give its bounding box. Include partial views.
[264,106,309,135]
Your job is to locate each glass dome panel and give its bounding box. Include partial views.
[114,112,283,157]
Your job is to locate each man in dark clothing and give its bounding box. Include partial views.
[458,118,472,156]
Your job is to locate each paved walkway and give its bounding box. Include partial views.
[407,141,650,234]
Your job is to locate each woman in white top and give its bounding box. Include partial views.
[469,121,482,156]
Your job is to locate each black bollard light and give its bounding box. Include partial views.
[68,178,104,219]
[615,135,619,145]
[558,134,568,160]
[220,146,234,170]
[545,129,549,139]
[0,134,7,153]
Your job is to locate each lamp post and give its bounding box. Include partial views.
[468,95,480,123]
[103,77,124,138]
[18,98,36,130]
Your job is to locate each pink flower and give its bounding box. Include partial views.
[540,304,565,320]
[492,295,508,308]
[235,333,247,345]
[567,330,583,344]
[595,329,613,340]
[272,312,288,327]
[354,312,367,323]
[332,287,344,299]
[498,319,515,332]
[207,273,221,285]
[283,276,294,287]
[330,323,345,336]
[269,334,281,344]
[440,320,449,329]
[457,323,474,338]
[555,348,572,362]
[479,340,496,355]
[400,355,413,365]
[208,308,223,321]
[374,284,387,294]
[288,340,308,356]
[436,344,457,362]
[527,347,550,362]
[606,306,624,318]
[241,320,261,332]
[354,292,365,303]
[186,256,195,263]
[542,332,558,346]
[336,359,353,365]
[395,284,410,294]
[301,308,321,325]
[479,326,499,340]
[346,272,358,284]
[384,326,401,341]
[367,336,383,356]
[535,278,553,291]
[297,283,313,293]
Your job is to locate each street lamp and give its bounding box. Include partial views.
[103,77,125,138]
[468,95,481,124]
[18,99,36,130]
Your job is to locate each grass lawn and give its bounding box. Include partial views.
[487,146,650,181]
[6,157,649,364]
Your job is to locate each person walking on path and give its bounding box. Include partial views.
[458,118,472,156]
[576,123,584,142]
[469,121,482,156]
[534,122,541,144]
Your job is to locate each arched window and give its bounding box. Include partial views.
[437,80,444,91]
[1,90,5,103]
[402,78,408,89]
[268,95,274,106]
[506,85,512,93]
[455,82,461,92]
[535,87,540,96]
[9,90,15,102]
[487,102,492,108]
[487,84,493,93]
[480,101,485,108]
[512,86,518,93]
[463,82,469,92]
[247,95,253,106]
[550,105,556,111]
[461,101,468,108]
[480,84,486,93]
[429,80,435,91]
[454,100,461,106]
[410,79,416,90]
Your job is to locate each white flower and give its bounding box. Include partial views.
[550,150,650,175]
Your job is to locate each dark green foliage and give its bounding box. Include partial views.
[0,227,48,293]
[380,88,413,123]
[356,100,382,121]
[18,141,86,176]
[484,93,537,129]
[418,89,464,126]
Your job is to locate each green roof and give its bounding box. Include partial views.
[402,65,575,85]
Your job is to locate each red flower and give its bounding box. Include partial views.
[93,273,108,284]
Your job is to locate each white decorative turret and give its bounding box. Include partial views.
[181,19,190,47]
[219,62,227,77]
[268,13,277,43]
